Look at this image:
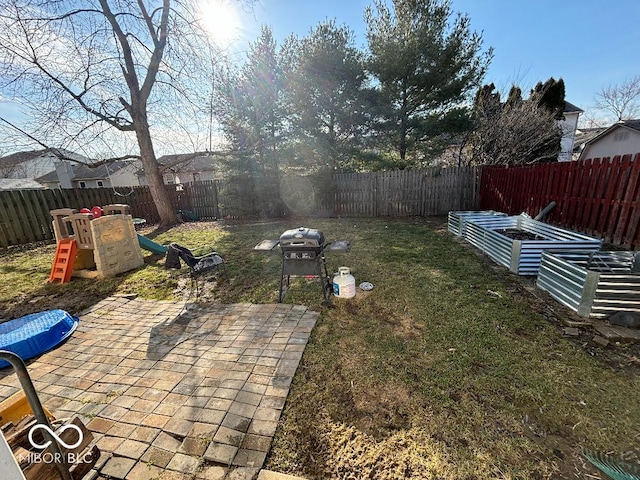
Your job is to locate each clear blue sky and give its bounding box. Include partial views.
[238,0,640,118]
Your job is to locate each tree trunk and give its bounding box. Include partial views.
[399,128,407,160]
[135,119,178,226]
[399,81,408,161]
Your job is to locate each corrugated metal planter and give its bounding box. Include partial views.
[447,210,507,236]
[464,214,602,275]
[537,250,640,318]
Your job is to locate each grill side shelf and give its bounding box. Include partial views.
[253,239,279,252]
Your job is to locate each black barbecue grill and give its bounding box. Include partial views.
[254,227,350,303]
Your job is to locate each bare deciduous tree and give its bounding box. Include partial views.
[594,74,640,121]
[467,84,562,165]
[0,0,228,225]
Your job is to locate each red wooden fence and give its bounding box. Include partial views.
[479,153,640,249]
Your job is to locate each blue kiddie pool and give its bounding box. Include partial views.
[0,310,79,368]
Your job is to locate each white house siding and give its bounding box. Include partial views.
[109,165,142,187]
[75,179,109,188]
[179,171,217,183]
[580,128,640,160]
[558,111,580,162]
[12,155,55,178]
[168,171,217,185]
[5,152,88,179]
[162,172,175,184]
[1,153,58,179]
[198,171,217,182]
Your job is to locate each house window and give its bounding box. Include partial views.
[79,181,86,188]
[614,131,629,142]
[97,181,104,187]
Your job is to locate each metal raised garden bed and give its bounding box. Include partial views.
[537,250,640,318]
[447,210,507,237]
[464,214,602,275]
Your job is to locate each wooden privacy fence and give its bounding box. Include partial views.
[0,187,121,248]
[480,153,640,249]
[0,184,220,248]
[0,167,481,248]
[332,167,480,216]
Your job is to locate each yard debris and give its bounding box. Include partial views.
[562,318,592,328]
[593,321,640,341]
[486,289,502,298]
[592,336,610,347]
[562,327,581,337]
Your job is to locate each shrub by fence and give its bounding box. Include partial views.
[480,153,640,249]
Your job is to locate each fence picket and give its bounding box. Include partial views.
[615,153,640,246]
[0,192,15,247]
[480,154,639,249]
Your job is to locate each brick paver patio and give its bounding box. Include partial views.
[0,296,318,479]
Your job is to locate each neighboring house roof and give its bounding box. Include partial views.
[72,161,132,180]
[35,160,136,183]
[0,148,84,170]
[576,127,607,134]
[618,119,640,131]
[0,178,44,190]
[563,101,584,114]
[34,170,60,183]
[582,119,640,148]
[156,153,217,173]
[573,127,607,153]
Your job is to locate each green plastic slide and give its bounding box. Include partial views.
[137,234,168,254]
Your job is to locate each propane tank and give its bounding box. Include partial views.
[333,267,356,299]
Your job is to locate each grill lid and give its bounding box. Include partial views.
[279,227,325,249]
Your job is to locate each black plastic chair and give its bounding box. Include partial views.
[165,243,225,277]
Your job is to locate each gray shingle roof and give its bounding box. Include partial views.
[563,101,583,113]
[621,119,640,131]
[156,153,217,173]
[573,128,607,152]
[35,160,134,183]
[582,119,640,148]
[0,148,80,169]
[0,178,44,189]
[72,161,131,180]
[34,170,59,182]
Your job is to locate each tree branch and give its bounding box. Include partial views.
[136,0,159,44]
[98,0,140,105]
[0,116,140,167]
[139,0,170,104]
[10,13,135,131]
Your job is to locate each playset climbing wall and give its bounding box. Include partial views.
[49,204,143,279]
